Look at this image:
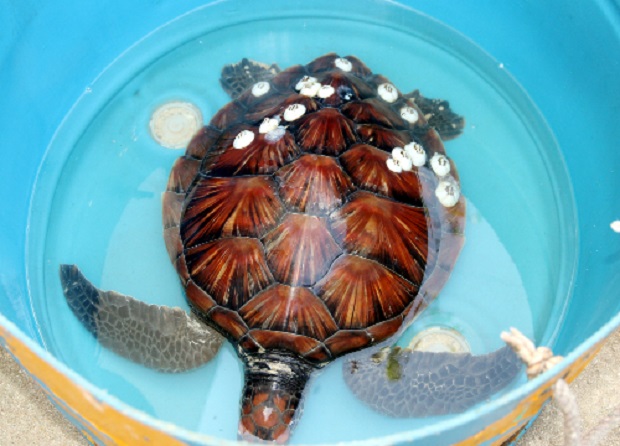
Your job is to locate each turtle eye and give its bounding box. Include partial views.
[337,85,355,102]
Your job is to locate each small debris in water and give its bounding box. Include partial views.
[611,221,620,233]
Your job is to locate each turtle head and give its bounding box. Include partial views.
[237,351,316,443]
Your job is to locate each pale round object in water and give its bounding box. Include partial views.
[408,326,471,354]
[149,101,203,149]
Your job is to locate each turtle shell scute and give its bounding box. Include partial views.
[175,53,465,364]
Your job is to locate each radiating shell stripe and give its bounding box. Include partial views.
[170,53,466,366]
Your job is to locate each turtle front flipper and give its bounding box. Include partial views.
[343,345,520,417]
[220,58,281,99]
[406,90,465,141]
[59,264,223,373]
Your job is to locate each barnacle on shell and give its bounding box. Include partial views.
[203,129,300,176]
[245,94,319,123]
[356,124,410,151]
[295,108,357,156]
[341,98,406,129]
[339,144,426,206]
[316,72,375,106]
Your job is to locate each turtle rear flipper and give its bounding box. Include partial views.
[59,264,223,373]
[220,58,281,99]
[406,90,465,141]
[343,345,520,417]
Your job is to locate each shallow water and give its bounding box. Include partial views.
[27,0,577,443]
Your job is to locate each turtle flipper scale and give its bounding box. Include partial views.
[343,345,521,417]
[59,264,223,373]
[406,90,466,141]
[220,58,281,99]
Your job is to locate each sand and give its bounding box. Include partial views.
[1,329,619,445]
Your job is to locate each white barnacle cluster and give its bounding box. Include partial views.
[251,81,271,97]
[429,153,460,207]
[386,142,460,208]
[295,76,322,97]
[258,115,288,142]
[400,105,419,124]
[294,75,336,99]
[283,103,307,121]
[386,142,427,173]
[259,116,280,134]
[234,102,309,148]
[430,153,451,177]
[334,57,353,72]
[435,176,460,208]
[378,83,398,103]
[233,129,255,149]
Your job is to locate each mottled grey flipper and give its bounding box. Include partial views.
[343,345,520,417]
[220,58,281,98]
[59,264,223,373]
[406,90,466,140]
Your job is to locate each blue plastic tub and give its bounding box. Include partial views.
[1,1,619,444]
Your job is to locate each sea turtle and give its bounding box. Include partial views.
[60,53,519,443]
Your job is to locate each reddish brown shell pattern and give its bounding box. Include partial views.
[162,53,465,367]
